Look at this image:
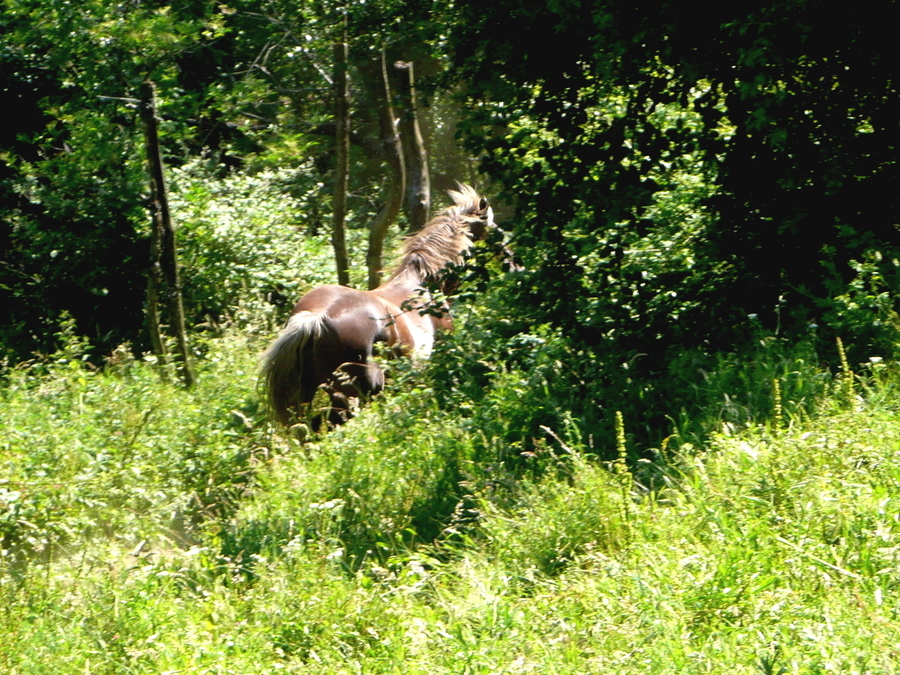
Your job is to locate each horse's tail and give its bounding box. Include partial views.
[260,310,327,426]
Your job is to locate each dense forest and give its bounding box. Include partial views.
[3,2,900,671]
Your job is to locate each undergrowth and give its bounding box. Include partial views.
[0,324,267,571]
[3,326,900,673]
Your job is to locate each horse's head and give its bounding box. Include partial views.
[445,185,495,241]
[467,196,495,241]
[390,185,516,288]
[451,187,523,272]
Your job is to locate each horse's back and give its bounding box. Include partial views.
[293,285,390,351]
[294,284,370,316]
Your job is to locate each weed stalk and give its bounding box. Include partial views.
[771,377,783,430]
[614,410,632,549]
[836,336,854,407]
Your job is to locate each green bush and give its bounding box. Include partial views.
[0,322,267,568]
[221,384,477,574]
[169,161,336,333]
[430,279,836,465]
[476,452,631,578]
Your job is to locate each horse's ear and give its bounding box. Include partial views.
[479,197,489,213]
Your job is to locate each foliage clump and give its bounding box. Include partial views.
[3,332,900,673]
[0,324,266,569]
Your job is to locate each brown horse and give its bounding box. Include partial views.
[261,184,495,427]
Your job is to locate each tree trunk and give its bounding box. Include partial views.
[332,38,352,287]
[140,81,195,388]
[146,230,166,361]
[362,49,405,290]
[393,60,430,232]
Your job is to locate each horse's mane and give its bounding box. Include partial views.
[389,184,489,285]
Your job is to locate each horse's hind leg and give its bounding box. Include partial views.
[314,359,385,429]
[327,391,353,426]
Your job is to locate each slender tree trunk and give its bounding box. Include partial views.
[146,230,166,361]
[332,37,352,287]
[393,60,430,232]
[363,49,405,290]
[140,81,195,388]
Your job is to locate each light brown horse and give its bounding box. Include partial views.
[261,185,495,427]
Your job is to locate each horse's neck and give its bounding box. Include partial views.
[378,267,423,293]
[385,265,421,285]
[374,268,446,356]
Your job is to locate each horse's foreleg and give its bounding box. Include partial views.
[365,360,385,396]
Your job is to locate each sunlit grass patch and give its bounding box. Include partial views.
[4,324,900,673]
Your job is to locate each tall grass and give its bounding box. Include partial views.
[0,323,267,571]
[220,382,477,575]
[4,323,900,673]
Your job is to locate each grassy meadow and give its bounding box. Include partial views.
[2,166,899,674]
[2,321,900,674]
[4,3,900,672]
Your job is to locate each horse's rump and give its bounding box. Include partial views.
[260,310,327,426]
